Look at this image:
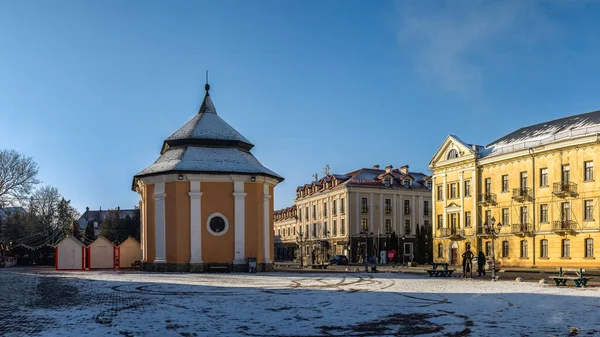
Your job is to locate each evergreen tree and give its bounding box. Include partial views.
[99,209,120,243]
[85,222,95,242]
[70,220,82,240]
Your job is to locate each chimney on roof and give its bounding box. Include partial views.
[373,164,380,170]
[400,165,409,174]
[385,165,393,173]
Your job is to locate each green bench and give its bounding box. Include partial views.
[426,263,454,277]
[550,268,591,287]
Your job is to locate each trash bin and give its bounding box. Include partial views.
[248,257,257,273]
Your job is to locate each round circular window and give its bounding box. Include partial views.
[207,213,229,236]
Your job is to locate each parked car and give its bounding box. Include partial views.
[329,255,349,265]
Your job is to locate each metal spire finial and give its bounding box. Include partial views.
[205,70,210,93]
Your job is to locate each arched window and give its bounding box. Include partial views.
[447,149,459,159]
[438,243,444,258]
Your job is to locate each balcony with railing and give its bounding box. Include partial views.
[511,223,532,235]
[552,220,576,233]
[553,182,577,197]
[512,187,533,202]
[478,193,497,206]
[440,227,465,239]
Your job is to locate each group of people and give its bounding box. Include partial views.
[461,243,488,277]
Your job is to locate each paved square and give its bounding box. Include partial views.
[1,267,599,336]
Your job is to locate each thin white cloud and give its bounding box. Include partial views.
[396,1,557,96]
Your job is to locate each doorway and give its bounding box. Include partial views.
[450,241,459,265]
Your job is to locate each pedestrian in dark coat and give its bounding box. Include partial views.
[478,250,487,277]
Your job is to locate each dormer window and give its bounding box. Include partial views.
[426,181,432,190]
[447,149,459,159]
[384,177,392,187]
[403,179,411,188]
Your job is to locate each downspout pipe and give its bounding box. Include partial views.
[528,147,536,266]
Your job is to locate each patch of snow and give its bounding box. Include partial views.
[3,270,600,336]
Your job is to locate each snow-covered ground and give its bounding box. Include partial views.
[1,268,599,336]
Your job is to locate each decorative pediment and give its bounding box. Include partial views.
[429,135,477,168]
[446,202,461,211]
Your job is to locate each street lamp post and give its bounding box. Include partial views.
[359,230,373,272]
[401,236,406,267]
[484,216,502,280]
[321,230,330,268]
[296,231,308,269]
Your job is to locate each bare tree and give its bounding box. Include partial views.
[0,149,40,207]
[30,185,61,232]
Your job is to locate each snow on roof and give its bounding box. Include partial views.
[133,86,283,187]
[484,110,600,157]
[135,146,283,180]
[165,112,252,147]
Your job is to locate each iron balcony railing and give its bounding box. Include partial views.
[552,220,576,232]
[440,228,465,238]
[512,187,533,202]
[553,182,577,197]
[478,193,497,205]
[511,223,533,235]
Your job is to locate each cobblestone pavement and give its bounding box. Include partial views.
[1,267,600,336]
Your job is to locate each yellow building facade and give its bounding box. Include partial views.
[430,110,600,268]
[133,83,283,272]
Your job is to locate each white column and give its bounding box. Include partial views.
[344,193,349,236]
[154,182,167,264]
[392,194,397,233]
[233,181,246,265]
[263,184,272,264]
[379,194,384,234]
[369,193,374,232]
[472,169,477,230]
[399,195,404,234]
[140,197,145,261]
[419,195,424,229]
[189,181,203,264]
[443,175,447,228]
[459,171,464,228]
[355,192,360,233]
[432,178,437,238]
[412,195,416,235]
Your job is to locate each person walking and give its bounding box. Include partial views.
[478,250,487,277]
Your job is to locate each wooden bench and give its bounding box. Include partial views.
[550,268,591,287]
[426,263,454,277]
[131,261,141,269]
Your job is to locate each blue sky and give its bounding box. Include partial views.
[1,1,600,213]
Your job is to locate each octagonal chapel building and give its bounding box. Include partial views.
[132,84,283,272]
